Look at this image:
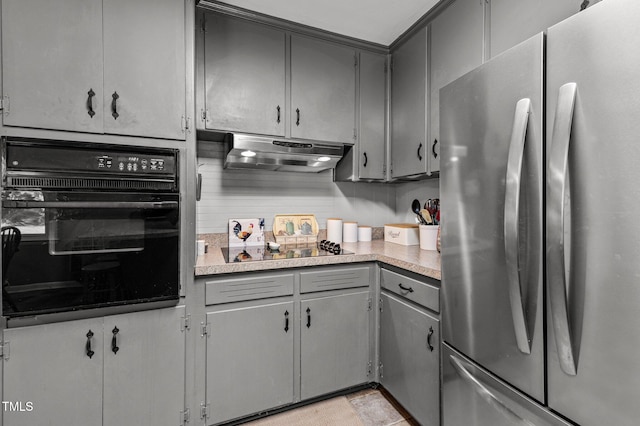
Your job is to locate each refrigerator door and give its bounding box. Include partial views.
[442,343,573,426]
[546,1,640,424]
[440,33,544,402]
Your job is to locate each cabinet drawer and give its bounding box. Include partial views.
[381,269,439,312]
[205,273,294,305]
[300,266,370,293]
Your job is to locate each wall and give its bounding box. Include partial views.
[196,142,404,234]
[395,178,440,223]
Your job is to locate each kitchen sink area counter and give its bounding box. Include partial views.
[195,239,441,280]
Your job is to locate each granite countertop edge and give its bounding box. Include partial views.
[195,240,441,281]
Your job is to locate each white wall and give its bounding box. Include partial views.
[196,142,403,233]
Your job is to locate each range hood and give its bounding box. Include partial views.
[223,133,345,173]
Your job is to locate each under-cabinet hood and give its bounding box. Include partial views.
[223,133,345,172]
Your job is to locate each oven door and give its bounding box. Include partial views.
[1,190,180,321]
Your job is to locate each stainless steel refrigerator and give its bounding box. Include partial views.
[440,1,640,425]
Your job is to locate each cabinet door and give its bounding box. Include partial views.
[358,51,387,180]
[103,0,186,140]
[291,36,356,144]
[489,0,585,58]
[206,301,294,425]
[204,14,286,136]
[380,292,440,426]
[391,27,428,178]
[301,291,370,400]
[430,0,484,174]
[1,0,104,133]
[103,306,185,426]
[2,318,104,426]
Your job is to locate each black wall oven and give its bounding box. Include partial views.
[1,137,180,326]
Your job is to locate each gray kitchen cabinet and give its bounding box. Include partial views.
[488,0,592,58]
[101,0,186,140]
[203,13,286,136]
[1,306,186,426]
[379,268,440,425]
[102,307,186,426]
[1,0,104,135]
[429,0,484,174]
[300,290,371,400]
[205,300,294,425]
[2,317,104,426]
[291,35,357,144]
[1,0,186,140]
[357,51,387,180]
[390,26,428,178]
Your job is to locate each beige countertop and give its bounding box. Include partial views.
[195,240,441,280]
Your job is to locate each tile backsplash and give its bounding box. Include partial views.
[196,142,439,234]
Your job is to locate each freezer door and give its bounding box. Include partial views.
[442,344,573,426]
[546,1,640,424]
[440,34,544,402]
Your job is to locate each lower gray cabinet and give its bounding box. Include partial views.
[206,301,294,425]
[380,292,440,425]
[2,306,186,426]
[300,290,371,400]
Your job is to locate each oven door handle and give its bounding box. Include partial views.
[2,200,179,209]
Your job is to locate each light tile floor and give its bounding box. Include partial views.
[345,388,416,426]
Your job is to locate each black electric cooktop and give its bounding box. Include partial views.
[221,243,353,263]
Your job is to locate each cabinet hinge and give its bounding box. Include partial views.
[200,402,210,419]
[379,298,383,313]
[0,96,9,115]
[200,322,210,338]
[367,360,373,376]
[180,408,190,425]
[367,298,372,311]
[0,342,9,360]
[182,115,192,134]
[201,109,208,122]
[181,314,191,332]
[379,362,384,379]
[353,127,357,141]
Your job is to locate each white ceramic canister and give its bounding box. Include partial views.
[326,218,343,243]
[357,225,372,242]
[343,221,358,243]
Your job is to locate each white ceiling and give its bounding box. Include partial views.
[216,0,441,46]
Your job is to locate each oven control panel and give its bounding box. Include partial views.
[96,155,166,173]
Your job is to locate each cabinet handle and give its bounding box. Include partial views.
[284,310,289,333]
[363,152,368,168]
[85,330,95,359]
[417,143,423,161]
[111,91,119,120]
[86,88,96,118]
[427,326,434,352]
[276,105,281,124]
[432,139,438,159]
[306,307,311,328]
[111,326,120,354]
[296,108,300,126]
[398,283,414,293]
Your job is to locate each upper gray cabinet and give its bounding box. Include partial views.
[291,35,356,144]
[1,0,187,140]
[489,0,594,58]
[429,0,484,175]
[203,14,286,136]
[390,26,428,179]
[357,51,387,180]
[200,12,357,145]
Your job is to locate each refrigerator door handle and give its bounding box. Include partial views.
[547,82,578,376]
[504,98,533,354]
[449,354,535,426]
